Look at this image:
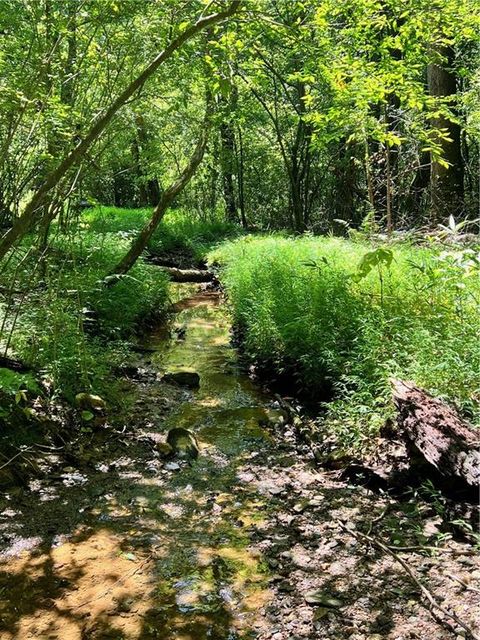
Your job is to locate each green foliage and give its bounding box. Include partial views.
[1,209,172,401]
[83,206,241,262]
[0,206,240,401]
[354,247,393,281]
[212,235,480,449]
[149,210,241,261]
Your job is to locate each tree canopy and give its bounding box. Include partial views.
[0,0,478,261]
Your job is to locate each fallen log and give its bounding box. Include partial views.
[159,266,214,283]
[392,379,480,487]
[0,356,31,372]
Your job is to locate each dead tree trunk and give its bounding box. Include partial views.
[392,379,479,487]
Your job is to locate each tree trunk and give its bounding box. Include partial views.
[220,120,237,221]
[0,2,241,262]
[108,104,211,278]
[236,124,247,227]
[428,46,464,223]
[0,181,12,228]
[219,83,239,223]
[289,80,312,233]
[334,139,356,228]
[392,379,480,488]
[134,113,161,206]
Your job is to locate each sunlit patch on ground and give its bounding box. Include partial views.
[0,529,154,640]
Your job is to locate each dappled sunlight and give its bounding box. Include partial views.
[1,1,479,637]
[0,292,277,639]
[0,286,477,640]
[0,529,155,640]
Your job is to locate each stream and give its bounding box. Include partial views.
[0,286,285,640]
[0,285,478,640]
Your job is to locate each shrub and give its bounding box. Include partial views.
[1,211,169,402]
[212,235,480,449]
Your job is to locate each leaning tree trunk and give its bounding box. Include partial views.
[0,2,241,262]
[108,105,211,278]
[428,46,464,223]
[392,379,479,487]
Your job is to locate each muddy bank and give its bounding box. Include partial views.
[0,286,478,640]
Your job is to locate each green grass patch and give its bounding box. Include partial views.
[211,235,480,450]
[83,206,241,264]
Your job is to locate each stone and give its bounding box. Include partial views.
[304,591,344,607]
[268,485,284,496]
[75,392,106,413]
[167,427,199,460]
[163,371,200,388]
[156,442,174,457]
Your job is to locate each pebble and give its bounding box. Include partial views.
[460,557,476,567]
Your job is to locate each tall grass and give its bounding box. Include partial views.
[83,206,241,262]
[211,235,480,448]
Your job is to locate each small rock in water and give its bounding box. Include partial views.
[167,428,199,460]
[219,586,235,605]
[163,371,200,388]
[156,442,174,457]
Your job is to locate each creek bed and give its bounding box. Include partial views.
[0,285,282,640]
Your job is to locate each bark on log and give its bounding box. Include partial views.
[160,266,214,283]
[0,356,31,372]
[392,379,480,487]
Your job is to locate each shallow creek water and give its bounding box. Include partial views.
[0,286,283,640]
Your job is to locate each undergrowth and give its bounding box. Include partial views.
[83,206,241,263]
[0,207,240,405]
[1,231,167,404]
[211,235,480,450]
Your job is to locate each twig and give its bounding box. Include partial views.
[366,504,390,535]
[446,573,480,595]
[34,443,65,451]
[385,544,476,556]
[338,522,480,640]
[0,447,33,472]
